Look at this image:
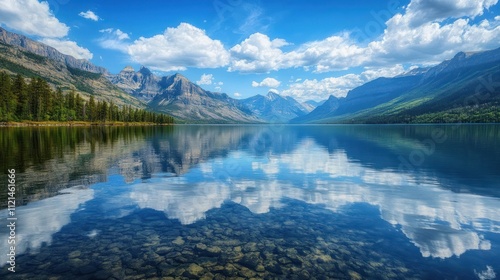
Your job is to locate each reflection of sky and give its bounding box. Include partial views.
[0,186,93,266]
[127,138,500,259]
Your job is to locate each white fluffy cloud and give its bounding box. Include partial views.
[196,74,214,85]
[229,33,295,73]
[78,10,100,21]
[404,0,498,27]
[294,33,369,73]
[127,23,230,71]
[40,38,93,60]
[229,0,500,75]
[361,64,406,81]
[282,65,407,102]
[369,14,500,65]
[98,28,130,52]
[0,0,69,37]
[252,77,281,88]
[282,74,364,101]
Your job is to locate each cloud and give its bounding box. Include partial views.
[361,64,406,80]
[40,38,93,60]
[196,74,214,85]
[281,74,364,101]
[100,28,129,40]
[78,10,100,21]
[229,0,500,75]
[98,28,130,52]
[229,33,294,73]
[234,92,242,97]
[404,0,498,27]
[127,23,230,71]
[369,15,500,65]
[252,77,281,88]
[0,0,69,37]
[294,33,369,73]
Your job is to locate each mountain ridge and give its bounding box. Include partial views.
[294,47,500,123]
[0,27,107,74]
[240,91,310,122]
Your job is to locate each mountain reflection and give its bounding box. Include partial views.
[126,135,500,259]
[1,124,500,261]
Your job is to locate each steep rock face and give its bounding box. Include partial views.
[109,66,161,100]
[147,73,259,123]
[0,27,107,74]
[240,91,309,122]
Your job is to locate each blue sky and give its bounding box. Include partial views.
[1,0,500,101]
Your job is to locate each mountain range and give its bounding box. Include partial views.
[1,26,499,124]
[0,27,142,108]
[240,91,311,123]
[293,48,500,123]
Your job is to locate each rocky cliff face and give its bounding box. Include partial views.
[147,73,259,123]
[0,27,107,74]
[109,66,161,100]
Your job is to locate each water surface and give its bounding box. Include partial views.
[1,124,499,279]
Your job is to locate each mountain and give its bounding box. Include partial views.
[240,91,309,122]
[294,47,500,123]
[291,95,341,123]
[0,27,107,74]
[146,73,259,123]
[301,99,326,112]
[0,28,142,108]
[109,66,162,101]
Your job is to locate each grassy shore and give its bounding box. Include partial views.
[0,121,173,127]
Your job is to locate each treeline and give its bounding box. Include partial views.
[0,72,174,123]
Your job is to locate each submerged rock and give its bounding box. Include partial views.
[172,236,185,246]
[184,263,205,278]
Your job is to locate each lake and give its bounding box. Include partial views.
[1,124,499,279]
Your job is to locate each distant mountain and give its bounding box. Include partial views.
[0,29,143,108]
[294,47,500,123]
[240,91,309,122]
[0,27,107,74]
[291,95,340,123]
[301,99,326,112]
[146,73,259,123]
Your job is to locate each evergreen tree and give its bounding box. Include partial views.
[0,72,15,121]
[75,93,84,120]
[53,87,65,121]
[13,74,29,119]
[88,96,96,122]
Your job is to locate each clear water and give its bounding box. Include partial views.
[1,124,499,279]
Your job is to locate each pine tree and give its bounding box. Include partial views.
[88,96,96,122]
[0,72,14,121]
[13,74,29,120]
[75,93,84,121]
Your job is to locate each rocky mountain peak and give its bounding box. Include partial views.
[266,91,281,101]
[139,66,152,75]
[121,66,135,72]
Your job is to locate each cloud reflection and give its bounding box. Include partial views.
[0,186,93,265]
[128,138,500,259]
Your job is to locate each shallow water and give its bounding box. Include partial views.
[1,124,499,279]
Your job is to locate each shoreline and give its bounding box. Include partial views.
[0,121,173,127]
